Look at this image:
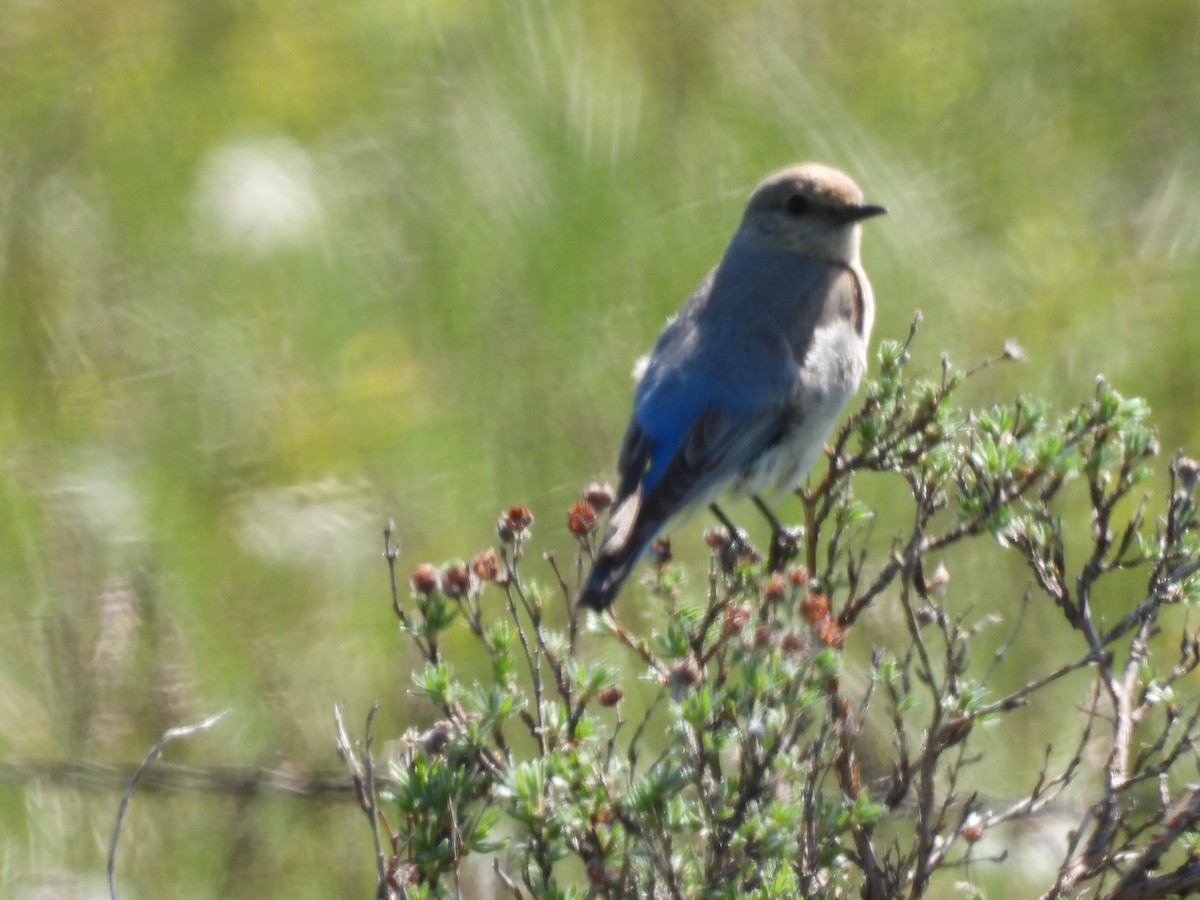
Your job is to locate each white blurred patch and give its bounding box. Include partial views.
[193,137,323,255]
[52,450,146,547]
[232,477,374,569]
[12,871,109,900]
[1135,164,1200,263]
[973,807,1079,885]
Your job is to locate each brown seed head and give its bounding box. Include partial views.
[959,812,986,843]
[585,857,613,887]
[724,602,752,636]
[409,563,440,595]
[764,572,787,602]
[704,527,731,549]
[598,685,624,707]
[781,631,805,654]
[567,500,598,536]
[1177,456,1200,494]
[668,659,703,694]
[419,720,455,754]
[801,593,830,623]
[497,505,534,543]
[754,622,775,648]
[441,563,471,598]
[583,482,615,510]
[471,548,502,581]
[914,605,939,627]
[817,617,845,649]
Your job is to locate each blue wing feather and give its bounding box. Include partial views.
[578,245,849,610]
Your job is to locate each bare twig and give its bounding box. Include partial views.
[108,710,229,900]
[334,702,390,897]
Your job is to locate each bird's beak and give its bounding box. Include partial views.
[842,202,888,223]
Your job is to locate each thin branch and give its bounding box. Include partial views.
[108,710,229,900]
[1105,787,1200,899]
[334,702,389,895]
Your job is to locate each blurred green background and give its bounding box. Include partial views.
[3,1,1199,896]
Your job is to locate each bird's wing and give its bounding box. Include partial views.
[597,404,781,562]
[639,404,785,523]
[620,255,863,522]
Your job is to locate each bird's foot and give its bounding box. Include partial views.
[766,526,802,573]
[726,528,762,570]
[704,524,761,573]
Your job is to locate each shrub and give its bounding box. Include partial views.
[341,321,1200,899]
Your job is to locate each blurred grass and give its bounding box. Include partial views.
[2,1,1199,896]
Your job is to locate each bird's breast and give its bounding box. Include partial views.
[737,318,867,496]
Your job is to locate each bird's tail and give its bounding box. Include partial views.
[577,555,636,612]
[577,491,659,611]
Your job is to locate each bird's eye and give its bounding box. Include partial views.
[785,193,810,217]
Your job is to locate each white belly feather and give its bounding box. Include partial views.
[736,318,867,496]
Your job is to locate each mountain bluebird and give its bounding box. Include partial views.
[579,163,885,611]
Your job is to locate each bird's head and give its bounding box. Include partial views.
[734,163,886,263]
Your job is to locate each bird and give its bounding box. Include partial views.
[578,163,886,612]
